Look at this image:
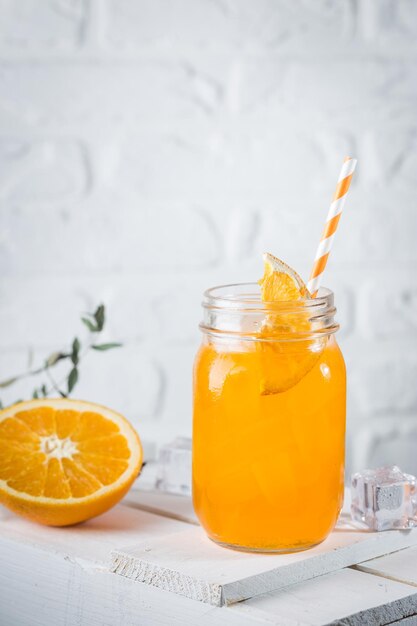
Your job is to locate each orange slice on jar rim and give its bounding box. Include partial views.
[259,253,310,303]
[258,253,326,394]
[0,398,143,526]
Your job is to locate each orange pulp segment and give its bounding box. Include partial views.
[259,253,310,302]
[258,253,325,394]
[0,399,142,526]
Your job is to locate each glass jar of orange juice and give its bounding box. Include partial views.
[192,283,346,552]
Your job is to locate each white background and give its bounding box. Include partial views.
[0,0,416,475]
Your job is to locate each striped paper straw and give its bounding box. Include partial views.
[307,156,357,297]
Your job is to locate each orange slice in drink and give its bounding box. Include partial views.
[258,253,325,394]
[259,253,310,302]
[0,398,143,526]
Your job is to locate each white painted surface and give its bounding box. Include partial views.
[2,535,416,626]
[234,568,417,626]
[111,524,417,606]
[356,544,417,587]
[0,503,187,566]
[0,537,263,626]
[2,487,417,625]
[124,488,198,525]
[0,1,416,477]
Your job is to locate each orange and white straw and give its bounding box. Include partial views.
[307,156,357,297]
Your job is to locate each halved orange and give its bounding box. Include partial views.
[0,398,143,526]
[258,253,325,394]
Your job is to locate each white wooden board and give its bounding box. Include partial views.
[233,567,417,626]
[111,525,417,606]
[0,535,266,626]
[124,489,198,525]
[356,544,417,587]
[127,461,198,525]
[3,533,417,626]
[0,503,187,566]
[2,487,417,625]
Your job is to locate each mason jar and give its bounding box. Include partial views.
[192,283,346,552]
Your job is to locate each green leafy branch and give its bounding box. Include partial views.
[0,304,121,408]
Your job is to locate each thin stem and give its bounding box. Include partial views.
[0,354,70,387]
[45,366,67,398]
[0,304,117,408]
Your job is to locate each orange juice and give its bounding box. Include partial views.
[192,284,346,552]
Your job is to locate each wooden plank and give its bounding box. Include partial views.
[125,460,198,525]
[386,617,417,626]
[123,489,198,525]
[0,503,188,566]
[2,501,417,625]
[356,545,417,588]
[0,535,273,626]
[2,530,417,626]
[231,568,417,626]
[111,526,417,606]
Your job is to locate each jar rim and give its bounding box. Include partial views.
[200,283,339,341]
[203,282,334,312]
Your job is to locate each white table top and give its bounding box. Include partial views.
[1,466,416,626]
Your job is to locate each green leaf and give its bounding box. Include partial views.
[32,389,39,399]
[92,342,122,351]
[0,399,3,409]
[71,337,81,365]
[0,376,18,389]
[46,352,66,367]
[67,367,79,394]
[94,304,105,332]
[81,317,98,332]
[41,384,48,397]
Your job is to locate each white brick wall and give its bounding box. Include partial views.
[0,0,416,475]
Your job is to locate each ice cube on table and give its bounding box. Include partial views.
[351,465,417,531]
[155,437,192,496]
